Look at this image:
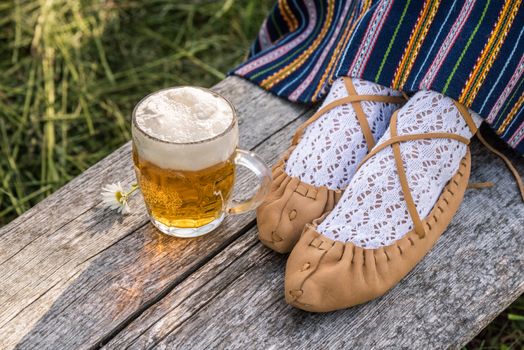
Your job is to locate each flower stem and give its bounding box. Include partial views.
[126,183,139,197]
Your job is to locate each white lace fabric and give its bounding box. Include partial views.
[318,90,483,248]
[285,78,403,190]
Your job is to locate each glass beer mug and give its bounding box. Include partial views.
[132,86,271,237]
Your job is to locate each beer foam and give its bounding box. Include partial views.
[134,87,233,143]
[133,87,238,171]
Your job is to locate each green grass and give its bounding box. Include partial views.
[0,0,272,222]
[0,1,521,348]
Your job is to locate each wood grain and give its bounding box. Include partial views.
[1,76,522,349]
[105,139,524,350]
[0,77,309,349]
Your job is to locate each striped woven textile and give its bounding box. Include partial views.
[231,0,524,154]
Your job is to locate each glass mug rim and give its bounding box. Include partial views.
[131,86,238,146]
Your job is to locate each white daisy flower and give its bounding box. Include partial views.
[101,182,138,214]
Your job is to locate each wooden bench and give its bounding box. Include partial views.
[0,77,522,349]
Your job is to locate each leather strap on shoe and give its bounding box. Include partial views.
[356,107,473,239]
[454,103,524,202]
[291,78,406,147]
[358,132,470,166]
[357,100,523,239]
[344,78,377,150]
[454,102,479,135]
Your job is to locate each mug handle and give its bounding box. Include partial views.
[227,149,272,215]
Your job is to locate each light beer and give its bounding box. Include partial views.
[132,86,271,237]
[132,149,235,227]
[132,86,239,231]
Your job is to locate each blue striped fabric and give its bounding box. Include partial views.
[231,0,524,154]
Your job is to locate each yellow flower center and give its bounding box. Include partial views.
[115,191,124,204]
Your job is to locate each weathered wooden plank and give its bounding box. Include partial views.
[0,77,310,350]
[2,74,523,349]
[104,138,524,349]
[0,77,291,262]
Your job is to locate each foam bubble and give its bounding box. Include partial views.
[132,87,238,171]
